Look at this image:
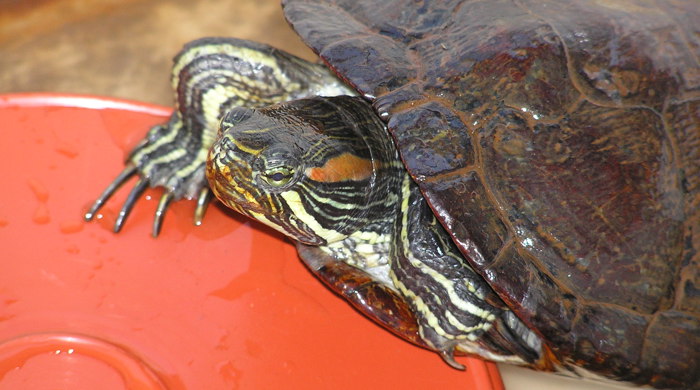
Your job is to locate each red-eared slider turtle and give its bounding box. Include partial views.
[85,0,700,388]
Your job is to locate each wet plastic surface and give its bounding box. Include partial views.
[0,94,503,389]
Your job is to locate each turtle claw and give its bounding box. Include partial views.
[113,177,149,233]
[152,190,175,237]
[84,163,138,222]
[194,187,212,226]
[86,160,212,235]
[439,347,466,371]
[152,187,214,236]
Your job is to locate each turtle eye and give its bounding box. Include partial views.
[261,166,294,187]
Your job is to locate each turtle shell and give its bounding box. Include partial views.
[283,0,700,387]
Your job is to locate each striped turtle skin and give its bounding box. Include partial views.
[85,0,700,388]
[86,37,543,370]
[206,96,542,367]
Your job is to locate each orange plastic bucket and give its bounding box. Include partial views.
[0,93,503,389]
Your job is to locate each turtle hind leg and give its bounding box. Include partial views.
[297,244,429,350]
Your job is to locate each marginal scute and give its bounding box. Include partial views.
[424,172,508,266]
[320,37,415,97]
[388,101,474,179]
[484,243,577,342]
[283,0,417,98]
[641,311,700,388]
[282,1,370,54]
[570,304,649,380]
[372,84,425,119]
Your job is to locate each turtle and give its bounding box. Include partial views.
[84,0,700,388]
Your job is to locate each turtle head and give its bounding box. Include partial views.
[206,96,395,246]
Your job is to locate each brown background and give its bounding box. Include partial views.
[0,0,314,105]
[0,1,629,388]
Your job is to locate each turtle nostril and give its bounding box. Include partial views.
[222,107,254,127]
[220,137,234,152]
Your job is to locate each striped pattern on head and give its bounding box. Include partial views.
[206,96,400,245]
[126,37,352,199]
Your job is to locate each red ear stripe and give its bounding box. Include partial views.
[305,152,378,183]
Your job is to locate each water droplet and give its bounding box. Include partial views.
[59,221,84,234]
[55,141,79,158]
[216,360,240,386]
[27,179,49,202]
[32,204,50,225]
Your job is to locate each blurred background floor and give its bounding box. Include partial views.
[0,1,631,389]
[0,0,314,105]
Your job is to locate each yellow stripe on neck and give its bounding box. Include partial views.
[279,190,348,243]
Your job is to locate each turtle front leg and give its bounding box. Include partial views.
[296,244,429,350]
[85,37,353,236]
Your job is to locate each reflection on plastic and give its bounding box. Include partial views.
[0,333,168,390]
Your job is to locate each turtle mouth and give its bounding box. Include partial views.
[206,149,268,216]
[208,175,268,216]
[233,199,266,215]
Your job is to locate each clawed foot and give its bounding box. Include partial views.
[84,160,212,237]
[439,346,466,370]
